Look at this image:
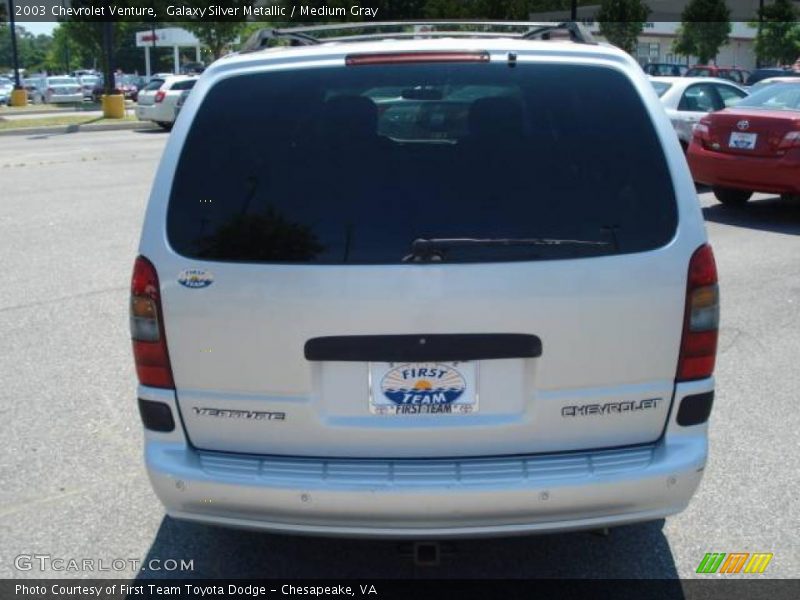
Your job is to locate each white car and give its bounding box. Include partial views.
[651,76,748,150]
[42,76,83,104]
[0,76,13,105]
[132,23,717,539]
[136,75,198,130]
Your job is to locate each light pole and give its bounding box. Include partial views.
[571,0,578,21]
[60,0,70,73]
[7,0,27,105]
[756,0,764,68]
[101,22,124,118]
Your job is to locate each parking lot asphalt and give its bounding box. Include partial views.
[0,129,798,579]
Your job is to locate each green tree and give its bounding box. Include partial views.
[752,0,800,66]
[181,21,248,59]
[178,0,253,59]
[672,0,732,64]
[0,25,53,74]
[597,0,650,55]
[46,25,83,73]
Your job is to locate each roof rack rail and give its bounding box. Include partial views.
[240,21,595,53]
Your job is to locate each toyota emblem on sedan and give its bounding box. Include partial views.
[737,120,750,130]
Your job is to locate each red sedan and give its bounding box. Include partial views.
[687,80,800,204]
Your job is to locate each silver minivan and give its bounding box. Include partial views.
[131,23,718,538]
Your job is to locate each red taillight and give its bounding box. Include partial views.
[692,119,712,149]
[130,256,174,388]
[778,130,800,150]
[154,90,166,103]
[677,245,719,382]
[345,51,490,66]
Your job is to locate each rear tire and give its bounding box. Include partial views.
[713,187,752,205]
[156,121,173,131]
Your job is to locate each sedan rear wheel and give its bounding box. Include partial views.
[713,187,752,205]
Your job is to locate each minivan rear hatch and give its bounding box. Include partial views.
[155,56,686,458]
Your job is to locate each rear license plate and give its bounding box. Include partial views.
[368,361,478,415]
[729,131,757,149]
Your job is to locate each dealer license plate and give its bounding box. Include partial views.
[368,361,478,416]
[729,131,757,150]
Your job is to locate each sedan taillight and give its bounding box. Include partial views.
[154,90,166,103]
[778,130,800,150]
[692,119,712,149]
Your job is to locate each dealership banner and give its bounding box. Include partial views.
[3,579,800,600]
[6,0,781,23]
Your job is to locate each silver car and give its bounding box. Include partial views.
[651,76,748,150]
[42,76,83,104]
[0,77,13,105]
[132,23,717,538]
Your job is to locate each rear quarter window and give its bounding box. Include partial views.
[143,79,164,91]
[169,79,196,91]
[167,62,677,264]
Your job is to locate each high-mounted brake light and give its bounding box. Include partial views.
[345,51,490,66]
[130,256,174,388]
[154,90,166,103]
[677,244,719,382]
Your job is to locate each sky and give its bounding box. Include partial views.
[19,21,58,36]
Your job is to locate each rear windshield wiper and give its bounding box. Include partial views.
[404,237,609,262]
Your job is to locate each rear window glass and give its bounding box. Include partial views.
[651,81,672,97]
[143,79,164,91]
[169,79,196,91]
[737,82,800,110]
[167,63,677,264]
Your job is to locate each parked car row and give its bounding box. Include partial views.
[643,63,800,87]
[651,76,748,151]
[7,71,193,106]
[652,72,799,205]
[688,79,800,204]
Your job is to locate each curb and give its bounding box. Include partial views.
[0,120,157,137]
[0,103,135,117]
[0,108,70,117]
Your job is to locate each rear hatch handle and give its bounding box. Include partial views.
[305,334,542,362]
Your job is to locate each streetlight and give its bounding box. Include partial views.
[60,0,70,73]
[101,21,124,118]
[6,0,27,105]
[756,0,764,68]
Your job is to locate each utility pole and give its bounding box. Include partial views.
[60,0,70,73]
[8,0,21,87]
[571,0,578,21]
[103,22,114,95]
[7,0,26,105]
[101,22,124,118]
[756,0,764,68]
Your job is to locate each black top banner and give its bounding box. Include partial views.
[5,0,789,23]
